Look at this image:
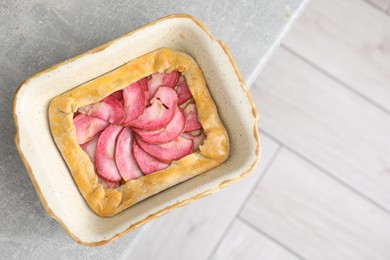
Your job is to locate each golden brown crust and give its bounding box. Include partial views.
[49,48,229,217]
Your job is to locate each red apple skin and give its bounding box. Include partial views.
[130,86,178,130]
[78,96,125,124]
[95,125,123,182]
[183,103,202,132]
[138,77,148,91]
[134,107,186,144]
[74,114,110,144]
[162,71,180,87]
[137,77,150,104]
[132,139,169,175]
[80,131,101,164]
[115,127,143,181]
[122,82,146,125]
[109,90,123,102]
[135,134,193,163]
[176,75,192,105]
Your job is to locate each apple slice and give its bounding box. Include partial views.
[138,77,148,91]
[138,77,150,102]
[162,71,180,87]
[109,90,123,102]
[98,176,119,189]
[148,71,180,98]
[179,98,194,109]
[115,127,143,181]
[135,135,193,163]
[80,131,101,164]
[122,82,146,125]
[183,103,202,132]
[95,125,123,182]
[176,76,193,105]
[78,96,125,124]
[187,129,202,136]
[134,107,186,144]
[130,86,178,130]
[148,73,164,99]
[182,131,206,151]
[74,114,109,144]
[132,139,170,175]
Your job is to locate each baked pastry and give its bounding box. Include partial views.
[49,48,229,217]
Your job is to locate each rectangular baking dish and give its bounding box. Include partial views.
[13,14,260,246]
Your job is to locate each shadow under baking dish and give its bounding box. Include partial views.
[13,14,260,246]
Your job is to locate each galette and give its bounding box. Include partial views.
[49,48,229,217]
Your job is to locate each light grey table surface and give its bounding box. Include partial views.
[0,0,306,259]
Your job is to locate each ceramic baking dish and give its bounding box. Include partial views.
[13,14,260,246]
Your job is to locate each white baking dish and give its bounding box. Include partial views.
[13,14,260,246]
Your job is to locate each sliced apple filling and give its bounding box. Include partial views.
[74,72,205,188]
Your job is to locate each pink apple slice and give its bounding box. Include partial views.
[139,77,149,92]
[147,73,164,99]
[109,90,123,102]
[134,107,186,144]
[95,125,123,181]
[115,127,143,181]
[139,77,150,102]
[74,114,109,144]
[176,75,193,105]
[130,86,178,130]
[132,139,170,175]
[78,96,125,124]
[162,71,180,87]
[135,135,193,163]
[182,131,206,151]
[122,82,146,125]
[183,103,202,132]
[148,71,180,98]
[80,131,101,164]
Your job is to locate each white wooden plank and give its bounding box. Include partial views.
[210,219,300,260]
[367,0,390,9]
[251,47,390,211]
[283,0,390,112]
[241,149,390,260]
[123,134,280,260]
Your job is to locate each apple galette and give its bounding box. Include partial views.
[49,48,229,217]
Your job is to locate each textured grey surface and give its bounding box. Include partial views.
[0,0,306,259]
